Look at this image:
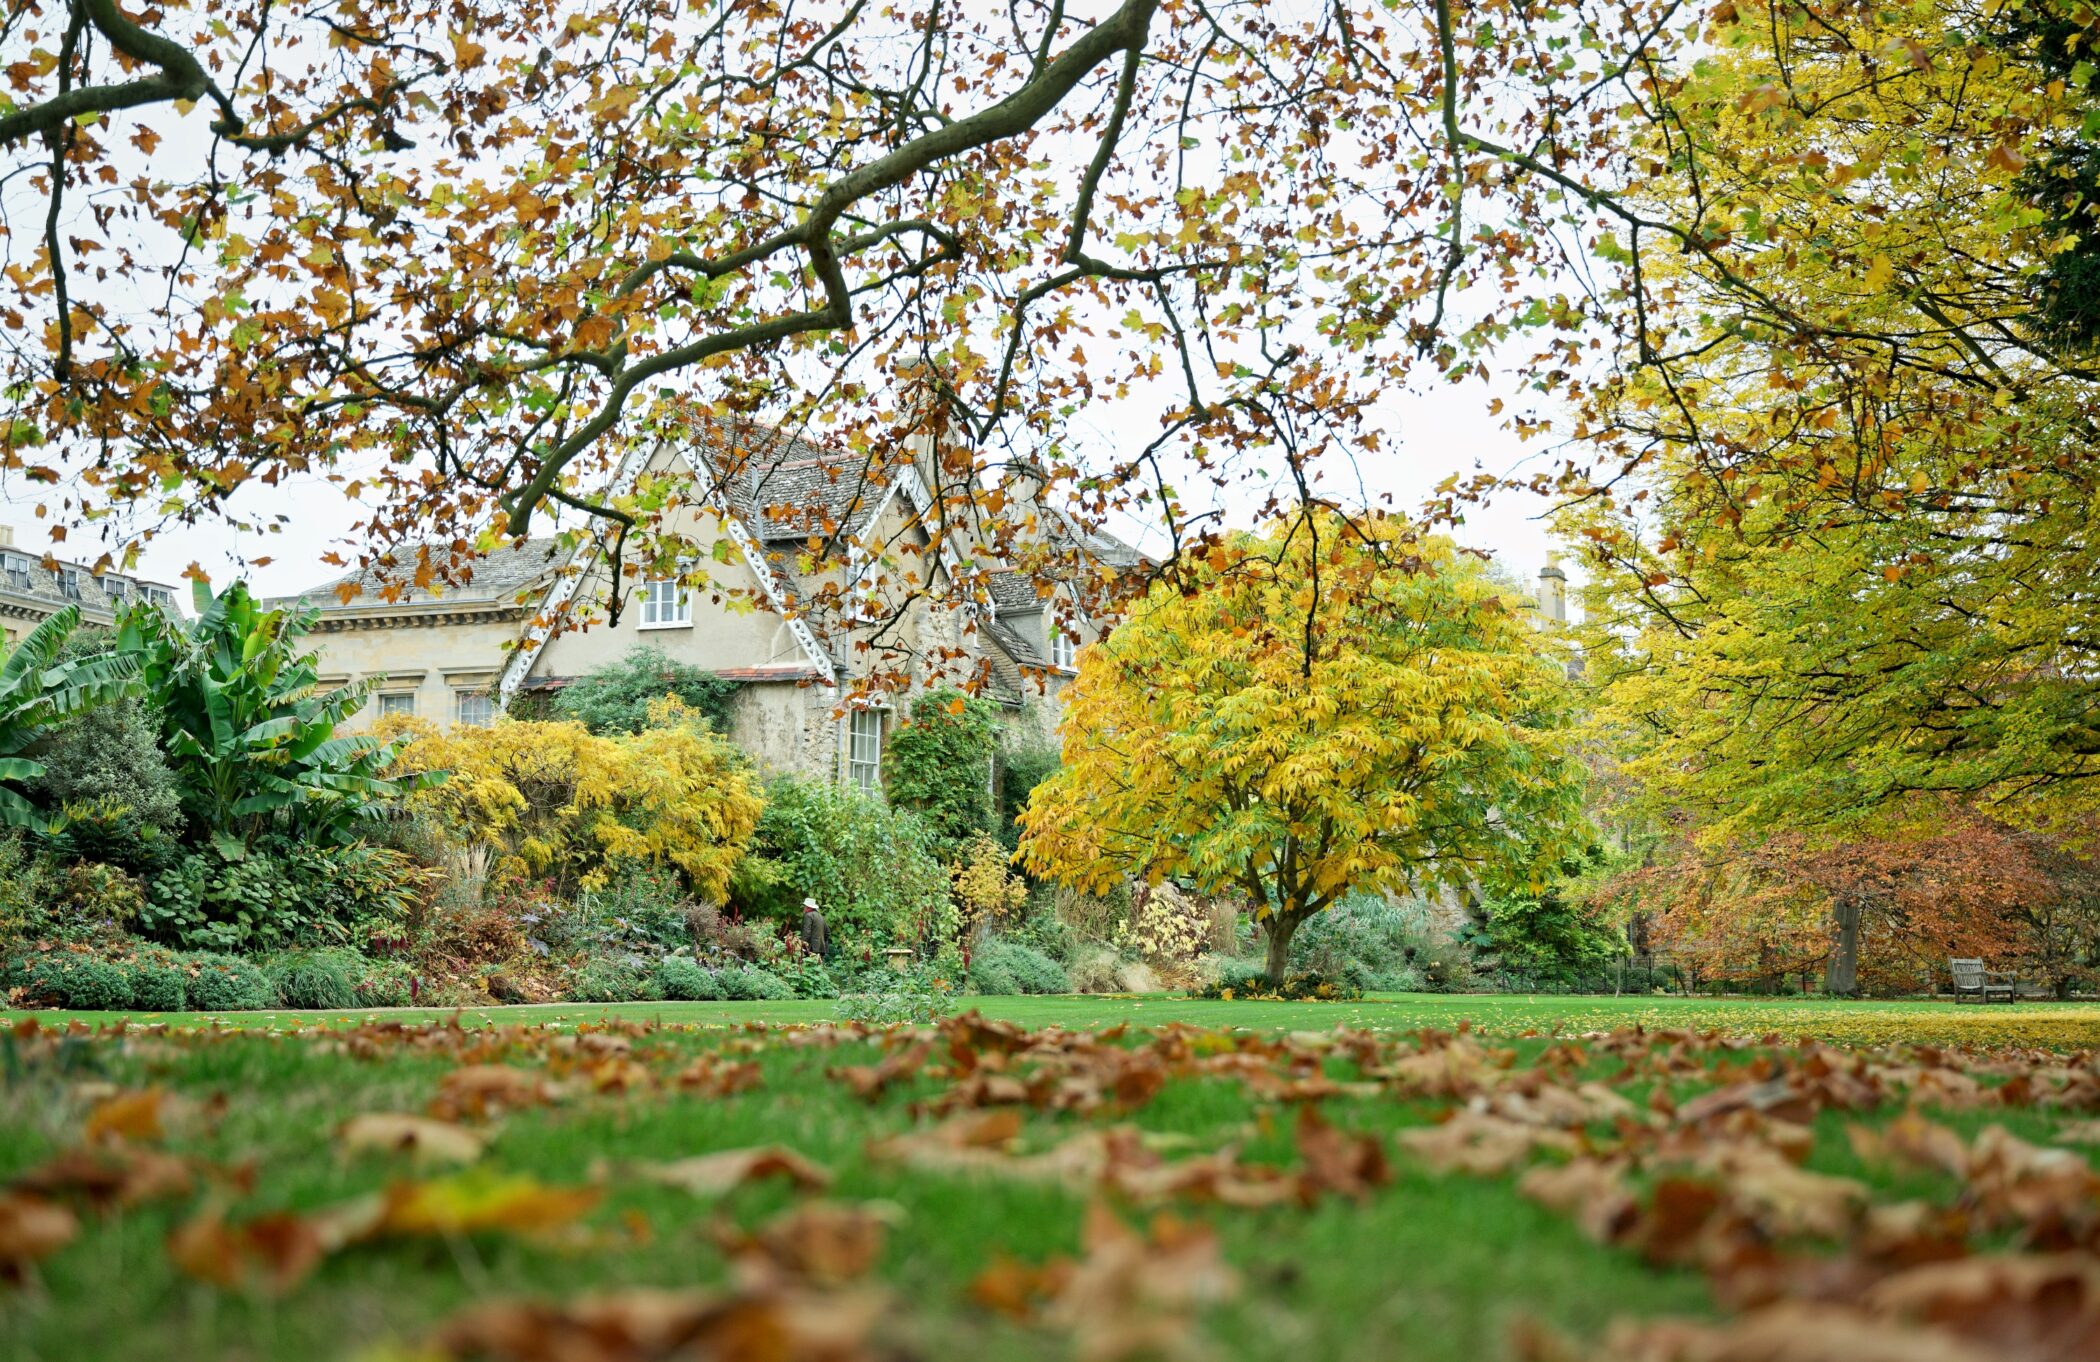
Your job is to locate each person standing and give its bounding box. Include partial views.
[799,897,830,961]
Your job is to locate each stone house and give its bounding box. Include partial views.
[278,426,1142,789]
[0,524,182,645]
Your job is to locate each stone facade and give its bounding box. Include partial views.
[275,430,1135,786]
[0,524,181,645]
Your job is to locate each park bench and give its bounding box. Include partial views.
[1949,957,2016,1005]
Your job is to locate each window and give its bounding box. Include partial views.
[377,692,417,719]
[105,578,129,602]
[1,555,27,593]
[57,569,80,601]
[847,709,883,794]
[639,577,691,628]
[455,690,496,728]
[1050,625,1077,671]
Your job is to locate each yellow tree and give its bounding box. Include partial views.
[1019,512,1588,985]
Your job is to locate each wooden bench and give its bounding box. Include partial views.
[1949,957,2016,1005]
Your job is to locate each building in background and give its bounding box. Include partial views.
[0,525,181,645]
[277,427,1141,786]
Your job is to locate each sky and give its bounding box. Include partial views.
[0,367,1577,602]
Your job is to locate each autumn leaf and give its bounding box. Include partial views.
[337,1113,487,1168]
[625,1147,832,1198]
[0,1194,77,1284]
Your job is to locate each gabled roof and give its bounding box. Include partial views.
[694,419,913,546]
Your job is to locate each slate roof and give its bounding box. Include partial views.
[283,538,564,610]
[0,539,181,624]
[689,419,910,545]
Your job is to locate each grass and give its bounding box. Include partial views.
[14,989,2100,1050]
[4,993,2100,1360]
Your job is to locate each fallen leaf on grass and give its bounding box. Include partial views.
[1396,1109,1578,1175]
[431,1065,557,1121]
[422,1282,897,1362]
[1293,1106,1390,1202]
[82,1087,169,1143]
[1521,1302,1999,1362]
[716,1202,894,1286]
[1047,1204,1239,1362]
[166,1204,349,1296]
[828,1042,933,1103]
[378,1172,601,1237]
[338,1113,486,1168]
[0,1194,77,1283]
[630,1147,832,1198]
[12,1145,194,1211]
[1518,1159,1640,1245]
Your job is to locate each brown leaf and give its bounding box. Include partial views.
[828,1042,933,1103]
[338,1113,486,1168]
[0,1194,77,1283]
[631,1147,832,1198]
[13,1145,194,1212]
[1519,1159,1640,1245]
[1044,1205,1239,1362]
[83,1087,168,1143]
[718,1202,892,1287]
[427,1283,893,1362]
[432,1065,556,1120]
[1396,1109,1578,1176]
[1293,1105,1390,1202]
[377,1173,600,1237]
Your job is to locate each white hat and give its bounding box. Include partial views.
[802,897,819,910]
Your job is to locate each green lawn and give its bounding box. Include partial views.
[14,989,2100,1049]
[3,995,2095,1360]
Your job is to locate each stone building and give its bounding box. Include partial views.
[278,427,1141,787]
[0,525,182,645]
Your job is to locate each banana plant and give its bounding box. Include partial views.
[0,606,142,830]
[116,581,432,844]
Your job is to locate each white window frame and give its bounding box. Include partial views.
[377,691,417,719]
[638,575,692,629]
[1050,623,1078,671]
[847,708,884,795]
[454,689,496,728]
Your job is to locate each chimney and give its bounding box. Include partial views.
[1536,552,1567,625]
[0,525,14,549]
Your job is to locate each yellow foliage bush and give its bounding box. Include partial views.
[380,697,762,896]
[952,834,1027,931]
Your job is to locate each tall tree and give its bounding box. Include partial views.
[1018,511,1587,985]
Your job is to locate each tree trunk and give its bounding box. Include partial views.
[1824,896,1862,998]
[1263,913,1302,988]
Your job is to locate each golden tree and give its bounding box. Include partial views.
[1019,512,1587,985]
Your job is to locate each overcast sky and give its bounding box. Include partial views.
[0,364,1574,601]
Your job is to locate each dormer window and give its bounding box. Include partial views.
[105,578,129,602]
[0,555,27,593]
[57,569,81,601]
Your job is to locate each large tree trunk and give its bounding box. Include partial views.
[1263,913,1303,988]
[1824,896,1862,998]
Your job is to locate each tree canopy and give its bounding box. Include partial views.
[1018,512,1588,984]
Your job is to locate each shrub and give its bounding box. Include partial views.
[734,776,949,952]
[1289,893,1437,991]
[22,953,133,1010]
[266,948,363,1010]
[571,957,648,1003]
[55,862,144,940]
[597,862,695,949]
[777,956,838,1000]
[1481,888,1626,987]
[27,694,185,842]
[1189,964,1363,1001]
[554,645,742,735]
[119,947,188,1012]
[967,939,1068,996]
[654,955,723,1002]
[882,688,1001,854]
[1116,883,1213,965]
[182,953,277,1011]
[353,959,417,1008]
[953,835,1027,935]
[717,963,793,1002]
[995,729,1061,852]
[385,699,763,897]
[0,834,59,952]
